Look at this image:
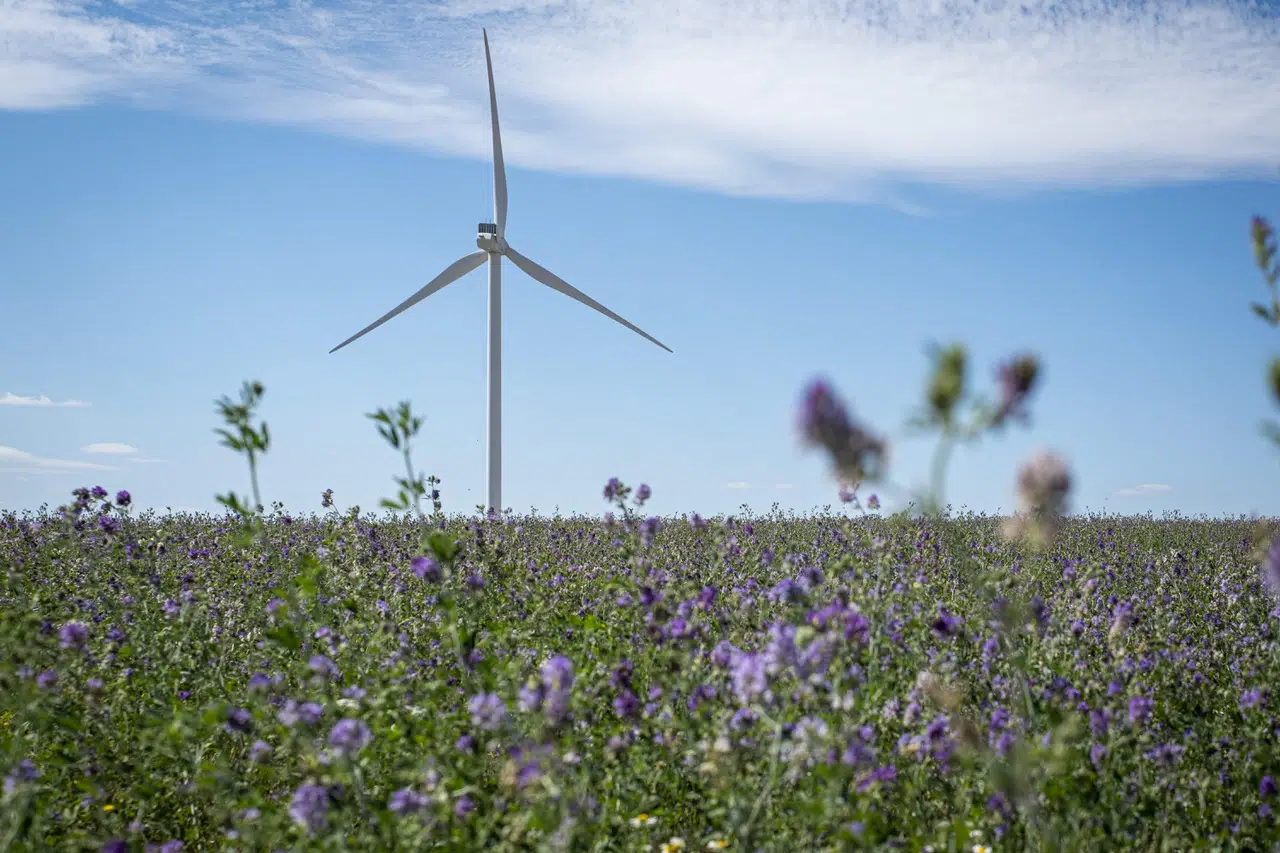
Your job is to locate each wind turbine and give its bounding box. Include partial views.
[330,28,672,515]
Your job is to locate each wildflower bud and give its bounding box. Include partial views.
[1108,602,1134,642]
[1002,451,1072,548]
[797,380,888,483]
[1253,216,1276,275]
[993,354,1039,427]
[926,344,967,425]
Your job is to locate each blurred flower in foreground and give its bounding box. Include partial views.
[798,379,888,485]
[992,353,1040,428]
[1001,450,1071,548]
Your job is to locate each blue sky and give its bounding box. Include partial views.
[2,0,1280,519]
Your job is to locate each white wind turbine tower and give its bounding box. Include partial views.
[330,28,672,515]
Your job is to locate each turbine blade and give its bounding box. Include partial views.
[506,246,672,353]
[330,251,488,354]
[483,29,508,237]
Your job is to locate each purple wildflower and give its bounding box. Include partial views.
[454,794,475,820]
[1128,695,1154,727]
[308,655,339,679]
[289,783,330,834]
[411,556,441,582]
[248,740,272,763]
[797,379,887,483]
[603,478,622,501]
[613,690,640,718]
[854,764,897,792]
[930,607,962,639]
[729,651,769,704]
[468,693,508,731]
[327,718,372,757]
[58,621,88,650]
[224,707,253,735]
[389,788,430,815]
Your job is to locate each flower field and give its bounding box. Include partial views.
[2,211,1279,853]
[2,489,1279,851]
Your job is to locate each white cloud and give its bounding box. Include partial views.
[1115,483,1174,497]
[775,483,793,489]
[726,481,751,489]
[2,1,1280,204]
[0,391,90,407]
[81,442,138,455]
[128,456,167,464]
[0,445,115,473]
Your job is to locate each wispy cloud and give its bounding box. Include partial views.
[0,445,115,474]
[775,483,793,489]
[1115,483,1174,497]
[3,1,1280,203]
[726,481,751,489]
[81,442,139,455]
[79,442,165,462]
[0,391,90,407]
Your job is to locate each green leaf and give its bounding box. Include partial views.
[428,532,460,563]
[265,625,301,652]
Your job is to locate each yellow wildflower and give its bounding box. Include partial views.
[102,805,114,812]
[629,813,657,828]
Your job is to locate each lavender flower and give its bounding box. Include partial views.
[1128,695,1154,727]
[454,794,475,820]
[389,788,429,815]
[411,556,441,582]
[289,783,330,834]
[729,651,769,704]
[327,718,372,757]
[58,621,88,650]
[468,693,508,731]
[309,655,339,679]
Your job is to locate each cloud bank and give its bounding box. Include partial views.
[3,0,1280,203]
[0,391,89,407]
[0,445,114,474]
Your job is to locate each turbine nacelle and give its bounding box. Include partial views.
[476,223,508,254]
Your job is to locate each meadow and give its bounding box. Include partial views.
[3,222,1280,852]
